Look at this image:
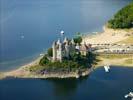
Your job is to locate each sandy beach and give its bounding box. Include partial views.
[83,26,133,44]
[0,55,92,79]
[0,56,43,79]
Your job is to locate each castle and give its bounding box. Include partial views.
[52,37,91,62]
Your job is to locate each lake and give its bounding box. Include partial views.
[0,0,132,71]
[0,66,133,100]
[0,1,133,99]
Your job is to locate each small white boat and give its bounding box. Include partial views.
[104,65,110,72]
[40,54,44,56]
[125,92,133,99]
[107,65,110,70]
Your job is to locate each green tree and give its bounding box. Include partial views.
[74,36,82,44]
[39,55,49,66]
[108,3,133,29]
[47,48,53,57]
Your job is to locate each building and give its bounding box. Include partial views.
[92,44,133,53]
[52,37,90,62]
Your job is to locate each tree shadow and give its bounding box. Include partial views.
[45,76,88,97]
[87,52,102,68]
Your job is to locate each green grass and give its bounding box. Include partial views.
[98,54,132,59]
[0,73,5,79]
[94,54,133,68]
[124,59,133,64]
[117,36,133,44]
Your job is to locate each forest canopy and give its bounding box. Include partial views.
[108,3,133,29]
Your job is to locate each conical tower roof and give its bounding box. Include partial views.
[71,38,75,45]
[63,37,68,43]
[57,38,61,44]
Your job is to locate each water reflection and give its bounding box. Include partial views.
[46,77,88,97]
[0,67,133,100]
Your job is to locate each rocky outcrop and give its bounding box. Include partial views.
[2,68,93,79]
[26,68,92,79]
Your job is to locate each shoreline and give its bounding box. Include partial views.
[0,65,93,80]
[0,56,43,79]
[0,26,133,80]
[0,54,132,80]
[0,55,93,79]
[82,26,133,44]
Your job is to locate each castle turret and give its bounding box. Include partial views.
[65,41,70,58]
[57,38,61,45]
[63,37,68,43]
[70,38,75,51]
[71,38,75,45]
[52,41,56,62]
[58,42,62,62]
[80,41,88,56]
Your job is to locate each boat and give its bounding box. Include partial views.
[107,65,110,70]
[125,92,133,99]
[104,65,110,72]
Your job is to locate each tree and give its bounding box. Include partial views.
[74,36,82,44]
[39,55,49,66]
[47,48,53,57]
[108,3,133,29]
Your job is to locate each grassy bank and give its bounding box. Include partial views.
[94,54,133,69]
[117,36,133,44]
[0,72,5,79]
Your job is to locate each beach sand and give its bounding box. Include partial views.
[83,26,133,44]
[0,56,43,79]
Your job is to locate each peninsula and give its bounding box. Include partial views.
[0,35,95,79]
[0,3,133,79]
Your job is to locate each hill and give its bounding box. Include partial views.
[108,3,133,29]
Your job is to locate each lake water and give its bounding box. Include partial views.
[0,0,132,71]
[0,66,133,100]
[0,1,133,99]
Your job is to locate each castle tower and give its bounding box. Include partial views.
[71,38,75,45]
[80,41,88,56]
[52,41,56,62]
[65,40,70,58]
[57,38,61,45]
[56,38,62,62]
[71,38,75,51]
[58,42,62,62]
[63,37,68,43]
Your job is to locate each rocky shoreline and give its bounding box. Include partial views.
[0,67,93,79]
[27,68,92,79]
